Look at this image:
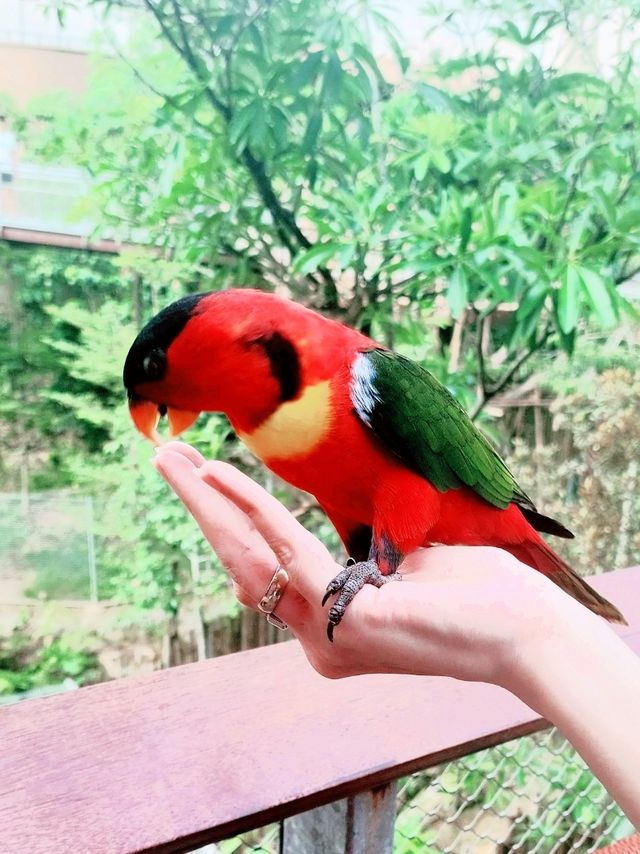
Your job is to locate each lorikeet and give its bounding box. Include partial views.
[123,288,626,639]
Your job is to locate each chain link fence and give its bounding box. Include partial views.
[394,728,631,853]
[0,492,98,601]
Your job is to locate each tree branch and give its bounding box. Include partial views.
[475,312,489,402]
[470,322,553,420]
[109,41,213,136]
[141,0,338,306]
[553,118,605,243]
[615,262,640,285]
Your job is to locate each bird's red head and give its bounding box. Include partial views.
[123,288,337,443]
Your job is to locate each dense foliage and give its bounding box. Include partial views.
[0,621,102,695]
[2,0,638,616]
[27,0,639,399]
[508,341,640,572]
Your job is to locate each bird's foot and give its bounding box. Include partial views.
[321,558,401,642]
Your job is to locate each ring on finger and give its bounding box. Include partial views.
[258,564,289,631]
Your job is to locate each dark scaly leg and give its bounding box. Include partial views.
[322,536,403,642]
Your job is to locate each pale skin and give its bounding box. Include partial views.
[154,442,640,827]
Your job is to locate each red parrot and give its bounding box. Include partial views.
[123,288,625,639]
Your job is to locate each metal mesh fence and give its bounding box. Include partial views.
[0,492,98,601]
[204,729,631,854]
[394,728,631,853]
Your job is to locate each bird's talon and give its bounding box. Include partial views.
[321,559,401,641]
[321,583,339,607]
[327,607,342,642]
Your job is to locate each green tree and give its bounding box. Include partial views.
[24,0,640,416]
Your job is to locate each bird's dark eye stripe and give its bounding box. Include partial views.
[252,331,300,402]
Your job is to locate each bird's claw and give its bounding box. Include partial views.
[322,559,401,642]
[321,566,352,607]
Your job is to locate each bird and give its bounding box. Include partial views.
[123,288,626,640]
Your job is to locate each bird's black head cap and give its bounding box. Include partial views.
[123,291,209,394]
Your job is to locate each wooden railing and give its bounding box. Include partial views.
[1,566,639,854]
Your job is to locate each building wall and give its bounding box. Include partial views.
[0,44,90,233]
[0,1,132,235]
[0,44,88,107]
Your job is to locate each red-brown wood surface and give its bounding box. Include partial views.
[0,567,638,854]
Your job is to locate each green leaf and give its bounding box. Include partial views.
[558,265,581,333]
[228,101,260,149]
[302,111,322,153]
[431,149,451,173]
[515,284,547,343]
[370,9,409,73]
[352,43,386,88]
[248,101,267,150]
[567,205,592,256]
[577,266,618,327]
[337,244,356,269]
[592,187,617,227]
[291,51,323,89]
[413,152,430,181]
[293,242,338,275]
[267,104,290,150]
[246,21,266,58]
[416,83,460,114]
[459,207,472,253]
[617,203,640,232]
[447,265,468,319]
[493,182,518,234]
[546,73,609,95]
[564,142,596,180]
[491,20,526,43]
[306,158,318,189]
[322,53,343,103]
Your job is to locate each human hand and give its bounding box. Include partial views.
[153,442,589,689]
[154,443,640,824]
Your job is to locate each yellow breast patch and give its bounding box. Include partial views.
[239,381,332,461]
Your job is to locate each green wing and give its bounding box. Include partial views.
[351,349,535,512]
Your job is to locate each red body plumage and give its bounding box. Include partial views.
[167,290,557,577]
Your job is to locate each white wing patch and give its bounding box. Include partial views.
[350,353,380,425]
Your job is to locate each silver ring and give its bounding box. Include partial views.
[258,565,289,631]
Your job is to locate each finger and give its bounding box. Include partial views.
[154,449,309,627]
[198,460,336,600]
[154,449,274,592]
[158,441,206,468]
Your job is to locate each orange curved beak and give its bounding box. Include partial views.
[128,399,200,445]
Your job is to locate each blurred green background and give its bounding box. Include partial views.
[0,0,638,847]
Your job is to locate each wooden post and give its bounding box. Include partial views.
[281,781,397,854]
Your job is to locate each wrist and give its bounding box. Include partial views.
[495,586,600,714]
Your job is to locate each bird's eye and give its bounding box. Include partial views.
[142,348,165,381]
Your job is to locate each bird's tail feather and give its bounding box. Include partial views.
[507,540,627,625]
